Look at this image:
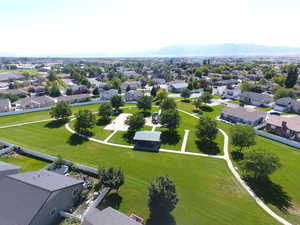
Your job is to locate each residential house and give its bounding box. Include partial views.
[0,72,25,82]
[168,81,188,93]
[82,207,142,225]
[16,96,55,109]
[34,86,46,96]
[124,90,144,102]
[99,89,118,100]
[273,97,300,113]
[220,106,266,126]
[153,78,166,84]
[266,115,300,142]
[0,162,20,180]
[56,94,91,104]
[239,91,272,106]
[121,81,141,91]
[69,85,89,95]
[0,169,83,225]
[0,98,12,112]
[222,86,241,100]
[0,89,27,97]
[214,79,238,86]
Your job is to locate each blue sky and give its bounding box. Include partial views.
[0,0,299,56]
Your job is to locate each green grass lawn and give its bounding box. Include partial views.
[0,122,278,225]
[0,154,48,172]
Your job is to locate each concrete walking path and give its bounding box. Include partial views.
[181,129,190,152]
[0,118,55,129]
[104,130,118,143]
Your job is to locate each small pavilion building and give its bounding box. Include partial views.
[133,131,161,152]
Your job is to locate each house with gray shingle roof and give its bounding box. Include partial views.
[0,98,12,112]
[16,95,55,109]
[0,162,20,180]
[273,97,300,114]
[0,170,83,225]
[168,81,188,93]
[82,207,142,225]
[239,91,272,106]
[221,106,266,126]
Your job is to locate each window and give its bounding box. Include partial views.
[72,188,80,197]
[50,208,56,216]
[271,125,276,129]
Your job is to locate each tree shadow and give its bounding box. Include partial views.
[181,99,190,103]
[196,140,220,155]
[244,176,292,212]
[231,150,244,161]
[146,213,176,225]
[122,130,135,144]
[67,134,88,146]
[192,109,203,115]
[98,192,123,210]
[141,111,151,117]
[113,109,123,116]
[97,117,111,126]
[160,130,180,145]
[199,105,213,112]
[44,120,67,129]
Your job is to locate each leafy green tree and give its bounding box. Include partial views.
[137,96,152,112]
[50,101,72,121]
[93,87,100,96]
[180,88,191,100]
[48,70,58,81]
[74,110,96,134]
[151,86,159,97]
[240,149,281,180]
[272,75,286,86]
[274,88,296,100]
[148,176,179,216]
[98,103,113,122]
[196,117,218,143]
[111,78,121,90]
[49,84,61,97]
[98,167,125,191]
[200,92,212,103]
[110,95,124,112]
[156,89,168,103]
[193,97,202,111]
[285,65,298,88]
[161,98,177,111]
[125,113,145,132]
[230,125,256,152]
[160,109,180,130]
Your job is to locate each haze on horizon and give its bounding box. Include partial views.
[0,0,299,56]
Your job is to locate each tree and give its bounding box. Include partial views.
[50,101,72,121]
[110,95,124,112]
[48,70,58,81]
[196,117,218,143]
[126,85,131,92]
[125,113,145,132]
[160,109,180,130]
[98,103,113,122]
[151,86,159,97]
[274,88,296,100]
[98,167,125,191]
[230,125,256,152]
[148,176,179,216]
[74,110,96,134]
[49,84,61,97]
[193,97,202,111]
[285,65,298,88]
[156,89,168,103]
[240,149,281,180]
[93,87,100,96]
[180,88,191,100]
[272,75,286,86]
[200,92,212,103]
[137,96,152,112]
[161,98,177,111]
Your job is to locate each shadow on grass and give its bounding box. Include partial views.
[231,150,244,161]
[67,134,88,146]
[146,213,176,225]
[160,130,180,145]
[44,120,67,129]
[196,140,220,155]
[192,109,203,115]
[98,192,123,210]
[244,176,292,212]
[97,117,111,126]
[200,105,213,112]
[122,130,135,144]
[181,99,190,103]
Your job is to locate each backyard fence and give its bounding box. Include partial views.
[255,130,300,149]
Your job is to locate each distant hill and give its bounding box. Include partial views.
[147,43,300,57]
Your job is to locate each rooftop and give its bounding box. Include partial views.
[267,115,300,132]
[133,131,161,142]
[0,161,20,172]
[8,170,83,192]
[222,106,266,122]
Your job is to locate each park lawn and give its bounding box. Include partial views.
[0,122,278,225]
[0,103,136,127]
[0,154,48,172]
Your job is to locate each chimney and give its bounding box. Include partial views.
[282,121,287,129]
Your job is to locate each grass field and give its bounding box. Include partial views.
[0,121,278,224]
[2,101,300,224]
[0,154,48,172]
